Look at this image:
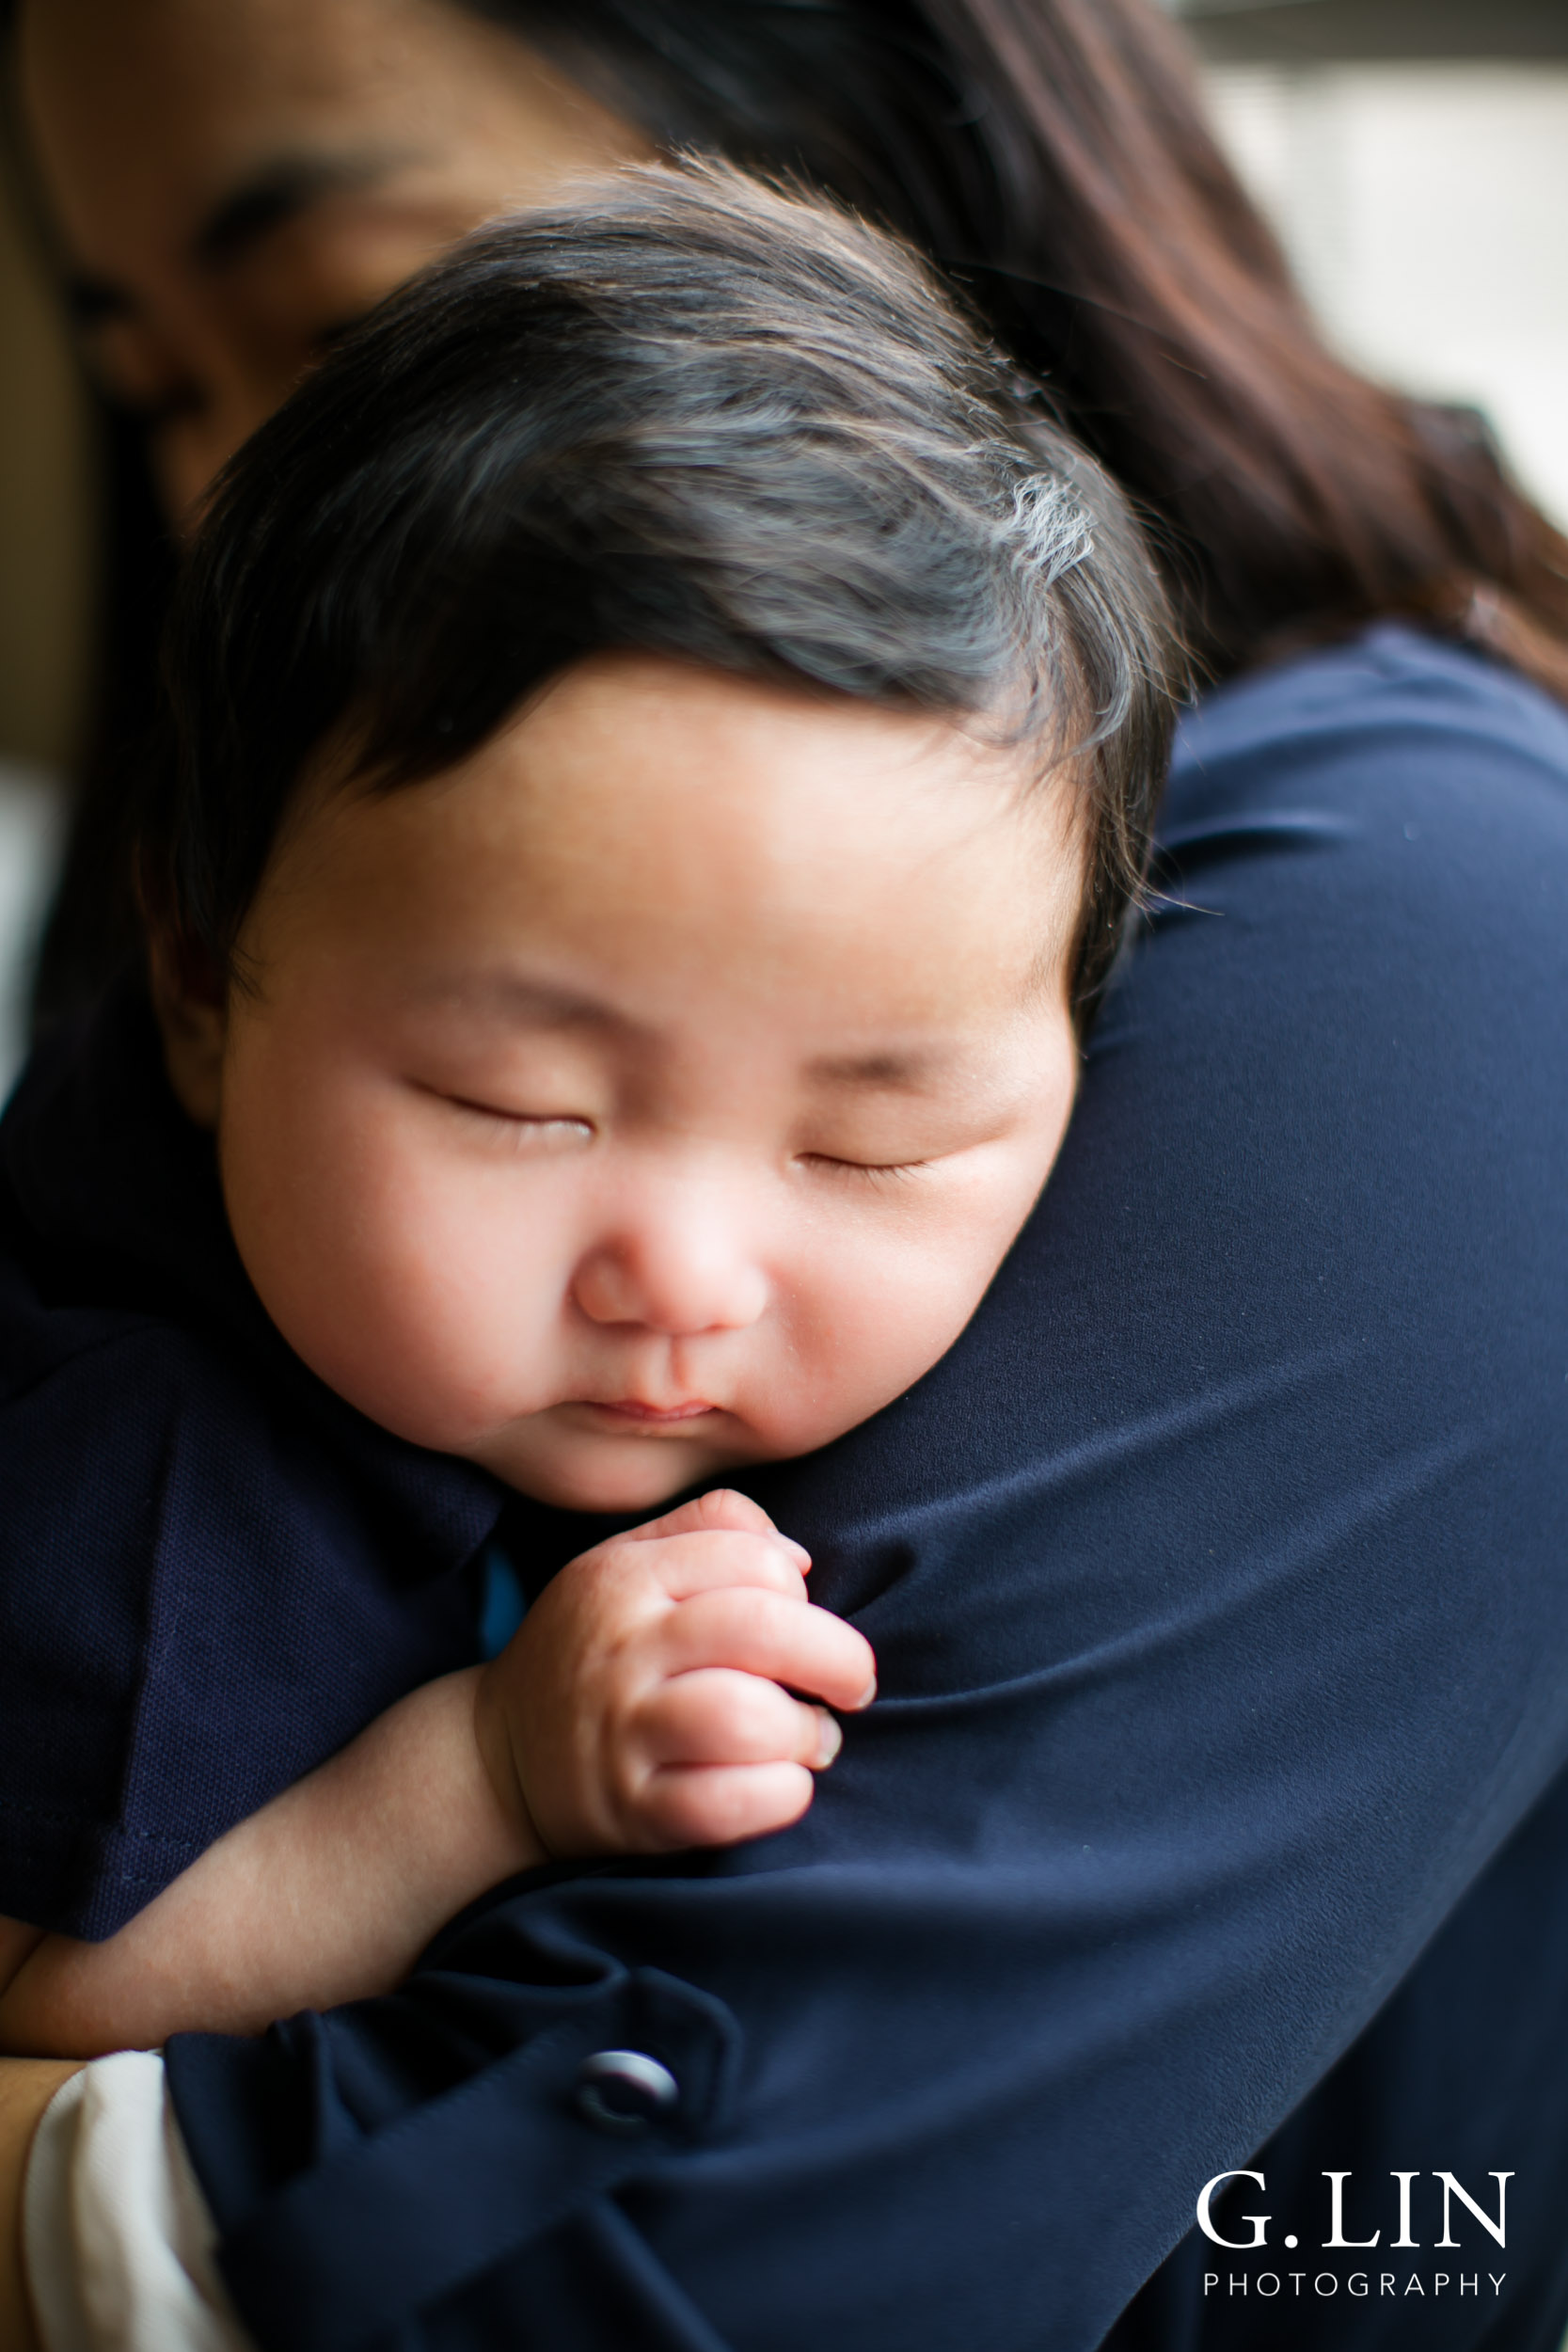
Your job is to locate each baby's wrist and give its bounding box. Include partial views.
[470,1660,547,1862]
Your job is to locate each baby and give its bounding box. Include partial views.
[0,166,1174,2057]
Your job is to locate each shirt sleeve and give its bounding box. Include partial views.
[0,1319,483,1941]
[24,2053,252,2352]
[161,630,1568,2351]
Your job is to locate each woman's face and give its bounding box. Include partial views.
[20,0,646,516]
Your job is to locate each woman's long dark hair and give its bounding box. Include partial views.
[31,0,1568,1018]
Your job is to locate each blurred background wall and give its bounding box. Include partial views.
[0,124,82,1078]
[0,0,1564,1086]
[1183,0,1568,529]
[0,138,89,770]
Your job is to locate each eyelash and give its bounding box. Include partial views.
[799,1153,928,1184]
[433,1092,929,1180]
[443,1094,594,1141]
[98,317,369,436]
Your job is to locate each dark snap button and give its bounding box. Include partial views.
[575,2049,680,2135]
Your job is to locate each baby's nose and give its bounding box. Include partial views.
[572,1216,769,1336]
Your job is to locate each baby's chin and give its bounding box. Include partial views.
[477,1422,772,1518]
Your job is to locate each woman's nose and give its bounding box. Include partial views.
[571,1211,770,1336]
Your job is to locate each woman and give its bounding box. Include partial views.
[2,3,1566,2346]
[19,0,1568,1023]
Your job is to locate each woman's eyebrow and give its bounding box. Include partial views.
[66,151,413,321]
[188,153,405,273]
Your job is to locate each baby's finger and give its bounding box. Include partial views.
[658,1587,878,1713]
[643,1529,810,1605]
[638,1760,817,1849]
[618,1488,810,1568]
[639,1668,843,1769]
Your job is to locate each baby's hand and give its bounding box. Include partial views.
[474,1490,876,1855]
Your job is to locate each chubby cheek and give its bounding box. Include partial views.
[218,1050,562,1453]
[765,1074,1077,1453]
[759,1177,1046,1455]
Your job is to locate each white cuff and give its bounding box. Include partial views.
[23,2050,255,2352]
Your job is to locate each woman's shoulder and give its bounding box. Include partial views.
[1172,623,1568,799]
[1153,625,1568,977]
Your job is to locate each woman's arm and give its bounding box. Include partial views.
[138,634,1568,2351]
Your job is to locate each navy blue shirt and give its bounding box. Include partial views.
[0,986,502,1940]
[153,628,1568,2351]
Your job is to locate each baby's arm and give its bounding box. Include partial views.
[0,1492,873,2058]
[0,1666,535,2056]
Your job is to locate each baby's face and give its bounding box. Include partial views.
[212,654,1085,1512]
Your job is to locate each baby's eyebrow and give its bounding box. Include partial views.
[806,1048,950,1090]
[420,975,643,1034]
[423,988,983,1088]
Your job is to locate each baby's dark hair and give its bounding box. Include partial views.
[143,163,1180,1024]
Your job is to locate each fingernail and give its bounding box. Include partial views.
[853,1677,878,1711]
[781,1538,812,1568]
[815,1710,843,1767]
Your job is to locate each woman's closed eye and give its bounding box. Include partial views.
[75,320,205,433]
